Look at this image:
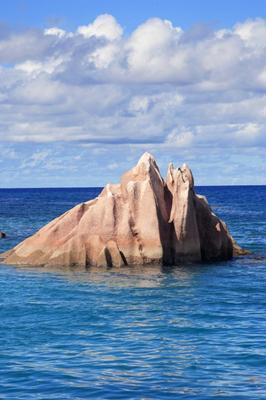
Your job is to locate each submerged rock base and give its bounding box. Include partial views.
[1,153,243,267]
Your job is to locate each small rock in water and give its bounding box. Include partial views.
[0,231,6,238]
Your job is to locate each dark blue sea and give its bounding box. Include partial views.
[0,186,265,399]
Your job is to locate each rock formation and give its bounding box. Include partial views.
[1,153,243,267]
[0,231,6,239]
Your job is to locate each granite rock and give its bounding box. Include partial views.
[1,153,243,267]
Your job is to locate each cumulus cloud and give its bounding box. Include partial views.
[0,14,265,185]
[77,14,123,40]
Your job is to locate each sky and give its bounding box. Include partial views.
[0,0,266,187]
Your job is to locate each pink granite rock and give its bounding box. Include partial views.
[1,153,243,267]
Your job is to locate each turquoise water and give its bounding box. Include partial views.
[0,186,265,399]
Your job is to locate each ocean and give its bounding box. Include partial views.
[0,186,265,399]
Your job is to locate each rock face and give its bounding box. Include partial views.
[1,153,243,267]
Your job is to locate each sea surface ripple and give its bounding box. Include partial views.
[0,186,265,399]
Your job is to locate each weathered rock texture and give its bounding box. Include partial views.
[1,153,243,267]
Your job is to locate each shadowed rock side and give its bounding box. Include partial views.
[1,153,244,267]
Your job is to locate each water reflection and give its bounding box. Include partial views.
[4,262,217,288]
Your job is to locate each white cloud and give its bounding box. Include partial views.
[15,57,63,76]
[125,18,188,82]
[44,27,68,38]
[234,123,263,143]
[166,129,194,148]
[12,78,65,104]
[129,96,150,114]
[77,14,123,41]
[234,18,266,48]
[88,43,119,69]
[0,14,265,186]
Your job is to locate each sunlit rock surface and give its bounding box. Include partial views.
[1,153,243,267]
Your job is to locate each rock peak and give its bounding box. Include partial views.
[137,152,155,165]
[136,152,159,173]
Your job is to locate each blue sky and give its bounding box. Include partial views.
[3,0,266,31]
[0,0,266,187]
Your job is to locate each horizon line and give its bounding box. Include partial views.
[0,184,265,190]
